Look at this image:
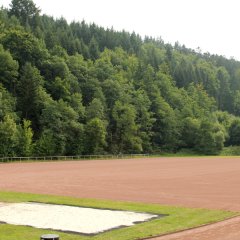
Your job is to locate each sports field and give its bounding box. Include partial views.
[0,156,240,239]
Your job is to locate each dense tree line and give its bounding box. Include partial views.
[0,0,240,157]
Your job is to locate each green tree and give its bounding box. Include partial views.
[0,45,19,92]
[174,57,196,88]
[41,56,69,81]
[40,100,84,155]
[102,79,122,110]
[0,84,17,121]
[86,98,105,121]
[68,93,85,121]
[67,54,89,83]
[217,67,231,111]
[195,60,219,99]
[81,77,105,105]
[89,37,100,60]
[1,29,48,66]
[16,119,33,156]
[9,0,40,25]
[187,83,216,118]
[181,117,200,148]
[92,56,115,82]
[84,118,107,154]
[196,120,225,154]
[112,101,142,153]
[228,119,240,146]
[133,89,155,152]
[0,115,18,156]
[150,91,179,151]
[34,129,56,156]
[17,62,43,129]
[233,90,240,116]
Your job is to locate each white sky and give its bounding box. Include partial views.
[1,0,240,60]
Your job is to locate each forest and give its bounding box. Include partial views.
[1,0,240,157]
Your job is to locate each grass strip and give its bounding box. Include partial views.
[0,191,237,240]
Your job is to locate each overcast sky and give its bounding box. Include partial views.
[1,0,239,60]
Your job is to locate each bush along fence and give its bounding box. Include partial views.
[0,154,150,163]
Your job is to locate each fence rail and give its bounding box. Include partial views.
[0,154,150,163]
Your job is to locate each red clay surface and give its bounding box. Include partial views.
[152,216,240,240]
[0,156,240,240]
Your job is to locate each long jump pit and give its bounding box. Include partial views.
[0,202,160,235]
[0,156,240,240]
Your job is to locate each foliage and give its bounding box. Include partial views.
[0,115,18,156]
[220,146,240,156]
[84,117,107,154]
[112,101,142,153]
[1,1,240,156]
[15,119,33,156]
[0,44,19,91]
[33,129,56,156]
[9,0,40,26]
[1,29,48,67]
[0,84,17,121]
[227,119,240,146]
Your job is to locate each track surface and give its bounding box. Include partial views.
[0,156,240,240]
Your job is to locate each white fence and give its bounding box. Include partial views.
[0,154,150,163]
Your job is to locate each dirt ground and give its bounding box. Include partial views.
[0,156,240,240]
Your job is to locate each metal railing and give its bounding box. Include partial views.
[0,153,150,163]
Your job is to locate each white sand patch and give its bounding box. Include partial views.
[0,202,158,234]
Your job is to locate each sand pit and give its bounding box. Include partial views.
[0,202,159,234]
